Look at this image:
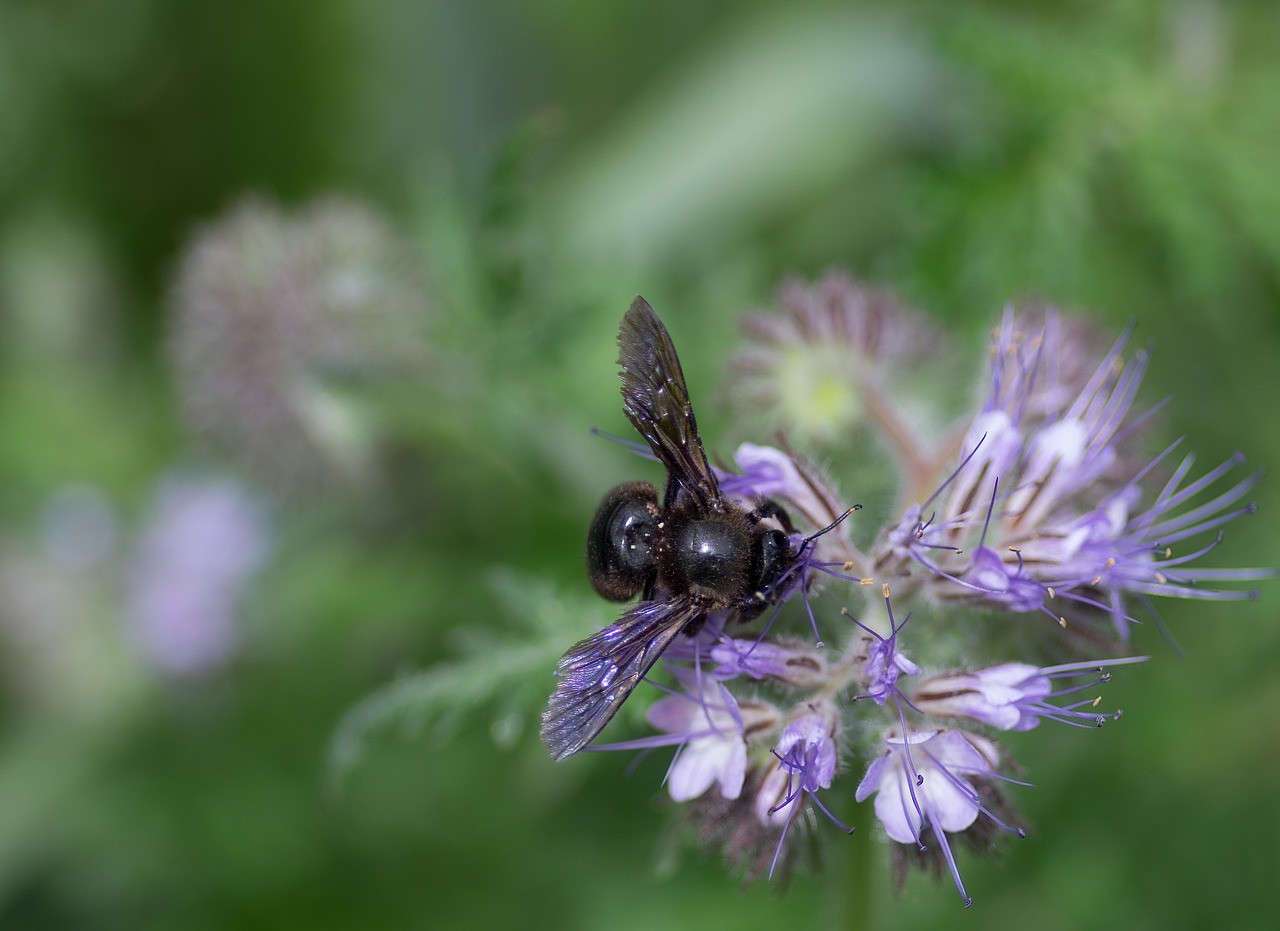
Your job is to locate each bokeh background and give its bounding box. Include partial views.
[2,1,1278,929]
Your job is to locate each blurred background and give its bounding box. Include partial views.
[1,1,1278,928]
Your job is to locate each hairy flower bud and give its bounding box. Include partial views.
[729,272,943,442]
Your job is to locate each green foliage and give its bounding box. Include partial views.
[327,570,598,789]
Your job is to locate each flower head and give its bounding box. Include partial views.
[537,279,1274,906]
[168,197,430,490]
[876,309,1274,638]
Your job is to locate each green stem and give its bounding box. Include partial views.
[843,799,876,931]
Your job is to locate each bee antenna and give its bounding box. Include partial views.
[804,505,861,544]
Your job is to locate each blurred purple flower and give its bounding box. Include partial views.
[729,272,943,442]
[128,475,272,675]
[168,196,430,490]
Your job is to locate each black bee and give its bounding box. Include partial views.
[541,297,810,762]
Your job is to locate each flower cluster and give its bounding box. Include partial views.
[168,197,431,491]
[579,278,1272,904]
[871,308,1272,640]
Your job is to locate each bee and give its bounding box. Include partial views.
[542,297,829,761]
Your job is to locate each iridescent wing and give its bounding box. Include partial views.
[541,596,703,761]
[618,297,722,513]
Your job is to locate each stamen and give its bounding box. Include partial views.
[978,476,1001,550]
[919,433,990,518]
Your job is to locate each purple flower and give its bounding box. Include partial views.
[855,585,920,705]
[876,310,1273,637]
[597,666,778,803]
[127,475,272,675]
[708,637,827,687]
[755,709,848,878]
[649,674,748,802]
[856,727,1014,906]
[720,444,846,534]
[958,544,1049,614]
[771,714,838,798]
[911,657,1145,730]
[1040,450,1273,635]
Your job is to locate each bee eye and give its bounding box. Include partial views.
[757,528,792,592]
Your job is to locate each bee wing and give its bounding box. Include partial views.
[541,596,703,761]
[618,296,722,512]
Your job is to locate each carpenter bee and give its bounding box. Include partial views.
[541,297,823,761]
